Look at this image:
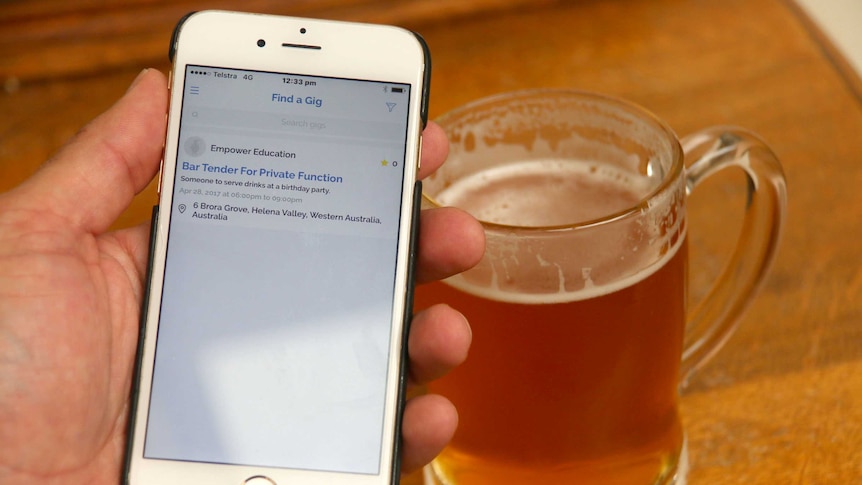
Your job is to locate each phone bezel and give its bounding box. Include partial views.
[125,10,428,485]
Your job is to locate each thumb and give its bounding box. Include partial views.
[9,69,168,234]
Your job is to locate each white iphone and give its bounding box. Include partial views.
[124,10,430,485]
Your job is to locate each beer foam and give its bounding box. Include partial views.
[435,159,654,227]
[445,237,684,304]
[435,159,685,304]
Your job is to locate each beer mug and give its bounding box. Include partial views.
[417,90,786,485]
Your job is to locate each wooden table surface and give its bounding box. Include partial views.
[2,0,861,483]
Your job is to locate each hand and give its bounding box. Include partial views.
[0,69,484,484]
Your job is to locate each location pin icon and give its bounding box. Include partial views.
[178,204,187,214]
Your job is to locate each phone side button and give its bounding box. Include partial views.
[156,160,164,195]
[244,476,276,485]
[416,134,423,172]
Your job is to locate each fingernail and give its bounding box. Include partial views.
[127,68,149,93]
[458,309,473,342]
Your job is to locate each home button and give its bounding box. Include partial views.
[244,476,276,485]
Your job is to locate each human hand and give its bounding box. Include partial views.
[0,69,484,484]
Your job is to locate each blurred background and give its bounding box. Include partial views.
[797,0,862,76]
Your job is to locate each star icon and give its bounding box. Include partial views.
[381,159,389,167]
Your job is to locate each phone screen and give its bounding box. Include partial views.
[143,65,412,475]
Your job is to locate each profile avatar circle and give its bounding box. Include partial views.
[184,136,206,157]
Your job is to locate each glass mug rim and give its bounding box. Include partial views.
[423,88,685,232]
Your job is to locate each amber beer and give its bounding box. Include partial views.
[423,89,787,485]
[418,159,688,485]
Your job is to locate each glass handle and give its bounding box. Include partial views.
[679,127,788,388]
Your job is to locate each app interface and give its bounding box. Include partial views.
[144,65,412,475]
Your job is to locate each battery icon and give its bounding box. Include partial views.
[391,87,404,93]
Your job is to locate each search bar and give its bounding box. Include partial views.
[184,107,404,142]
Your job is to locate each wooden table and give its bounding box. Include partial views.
[2,0,860,482]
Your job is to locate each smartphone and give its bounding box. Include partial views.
[124,10,430,485]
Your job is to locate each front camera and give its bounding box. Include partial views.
[257,39,266,47]
[300,28,307,34]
